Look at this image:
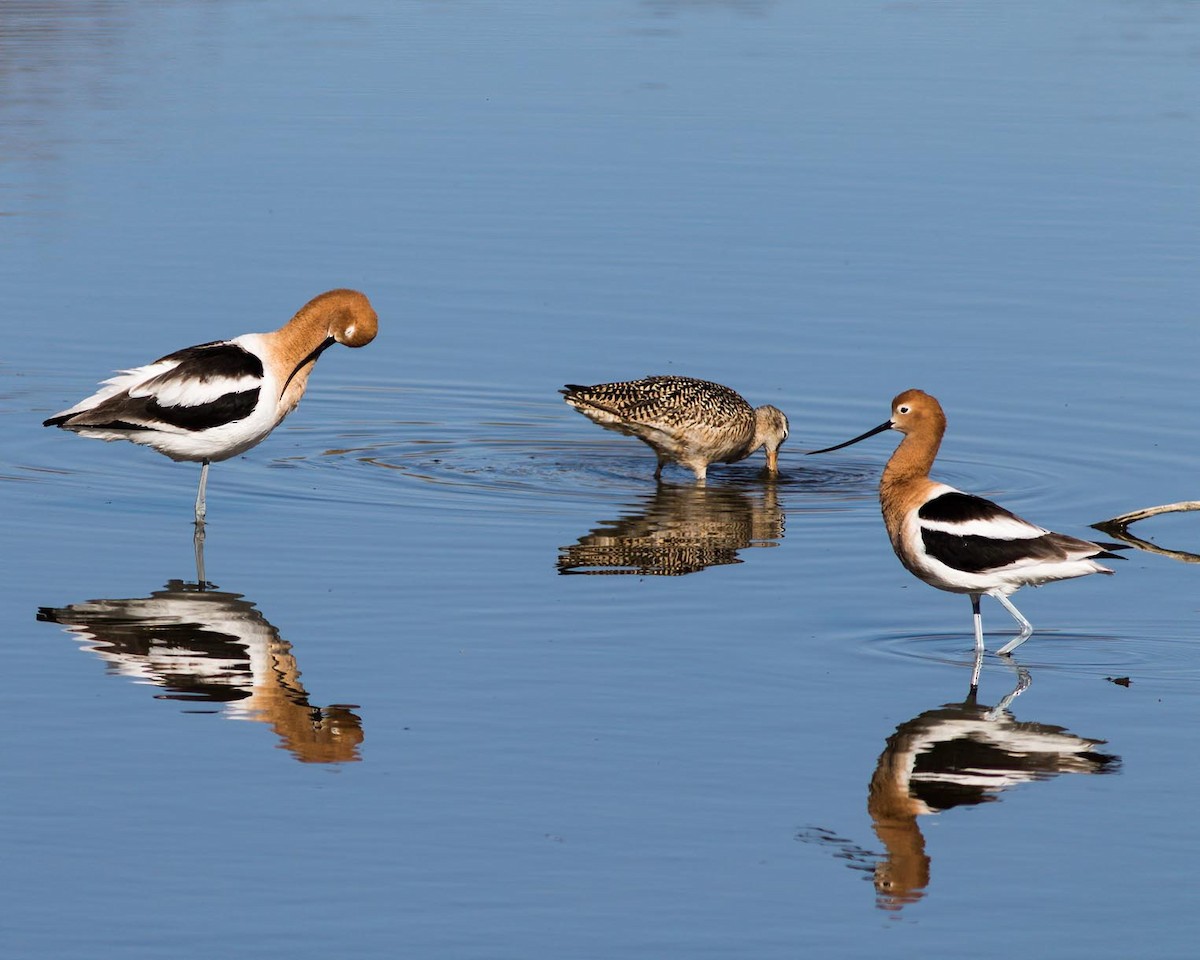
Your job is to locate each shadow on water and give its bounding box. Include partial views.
[36,548,364,764]
[558,481,785,575]
[798,659,1119,911]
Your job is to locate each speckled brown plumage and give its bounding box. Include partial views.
[561,375,789,482]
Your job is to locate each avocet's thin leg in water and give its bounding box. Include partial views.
[195,460,210,526]
[970,594,985,651]
[995,594,1035,655]
[968,594,986,692]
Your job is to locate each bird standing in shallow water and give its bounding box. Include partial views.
[44,288,378,525]
[561,375,789,483]
[808,389,1122,654]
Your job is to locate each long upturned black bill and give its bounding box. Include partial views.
[806,420,893,455]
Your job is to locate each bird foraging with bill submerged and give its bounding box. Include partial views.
[561,375,789,483]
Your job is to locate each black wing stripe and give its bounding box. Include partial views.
[921,529,1079,574]
[57,388,260,433]
[148,388,261,431]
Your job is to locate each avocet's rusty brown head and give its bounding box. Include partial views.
[807,389,944,455]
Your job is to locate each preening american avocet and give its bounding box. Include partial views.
[808,389,1123,654]
[44,288,378,525]
[561,375,789,482]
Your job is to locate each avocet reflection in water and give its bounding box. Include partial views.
[557,483,784,576]
[799,660,1119,910]
[37,579,363,764]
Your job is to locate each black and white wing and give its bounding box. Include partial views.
[917,490,1117,575]
[45,340,264,435]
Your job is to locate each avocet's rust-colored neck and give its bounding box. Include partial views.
[879,389,946,547]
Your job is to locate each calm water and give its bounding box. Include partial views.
[4,1,1200,956]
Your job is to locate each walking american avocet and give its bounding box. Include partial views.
[561,375,789,482]
[44,288,378,525]
[808,389,1122,654]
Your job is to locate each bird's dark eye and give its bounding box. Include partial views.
[898,405,910,414]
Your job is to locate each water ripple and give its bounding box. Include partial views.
[26,379,1159,537]
[293,383,885,510]
[229,382,1139,537]
[865,628,1200,687]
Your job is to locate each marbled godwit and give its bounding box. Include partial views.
[561,375,788,483]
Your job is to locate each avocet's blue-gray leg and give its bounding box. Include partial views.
[994,593,1034,655]
[194,459,210,526]
[968,594,985,691]
[970,594,985,651]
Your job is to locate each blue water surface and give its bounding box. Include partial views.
[3,2,1199,957]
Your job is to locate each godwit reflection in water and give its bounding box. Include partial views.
[558,483,784,576]
[800,662,1118,910]
[37,580,363,764]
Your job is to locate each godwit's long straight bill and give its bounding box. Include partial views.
[807,389,1123,656]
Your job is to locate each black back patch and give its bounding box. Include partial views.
[919,491,1019,525]
[157,342,264,380]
